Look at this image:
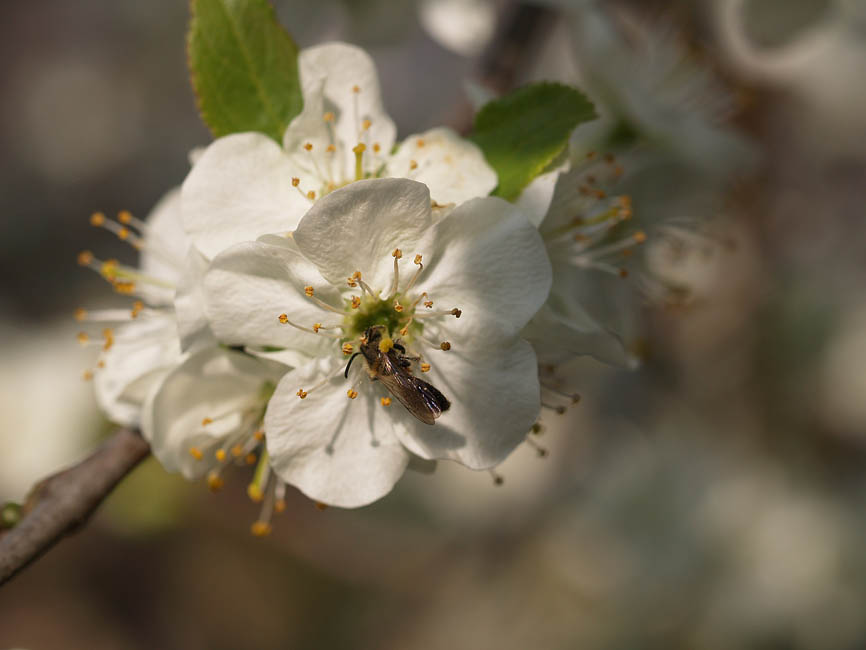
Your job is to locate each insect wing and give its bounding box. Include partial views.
[378,356,451,425]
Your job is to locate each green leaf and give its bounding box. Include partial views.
[470,82,596,201]
[188,0,303,142]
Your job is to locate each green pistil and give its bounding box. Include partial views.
[343,294,423,341]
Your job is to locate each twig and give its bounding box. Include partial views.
[0,428,150,586]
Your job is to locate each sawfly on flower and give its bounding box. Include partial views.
[344,325,450,425]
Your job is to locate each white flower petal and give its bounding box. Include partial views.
[515,167,562,228]
[298,42,396,180]
[265,357,409,508]
[386,127,497,204]
[392,337,540,469]
[412,196,552,342]
[282,78,347,191]
[142,347,286,479]
[204,240,341,355]
[523,303,636,368]
[94,314,183,427]
[181,132,309,259]
[138,187,188,306]
[175,247,216,352]
[293,178,432,291]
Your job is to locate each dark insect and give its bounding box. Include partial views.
[344,325,451,425]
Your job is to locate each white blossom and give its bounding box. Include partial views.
[181,42,497,260]
[202,178,551,507]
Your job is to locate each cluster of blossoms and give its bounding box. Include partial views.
[77,43,647,533]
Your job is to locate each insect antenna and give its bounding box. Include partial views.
[344,352,363,378]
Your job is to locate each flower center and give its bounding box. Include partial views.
[278,249,462,403]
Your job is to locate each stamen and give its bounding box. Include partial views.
[188,447,204,461]
[380,397,391,407]
[347,389,358,399]
[277,314,343,338]
[351,296,361,309]
[541,402,567,415]
[409,291,429,310]
[353,143,366,181]
[297,389,308,399]
[342,343,354,355]
[82,370,94,381]
[439,341,451,351]
[489,469,504,486]
[420,363,431,372]
[402,255,424,294]
[207,471,224,492]
[525,436,549,458]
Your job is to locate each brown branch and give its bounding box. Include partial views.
[0,428,150,586]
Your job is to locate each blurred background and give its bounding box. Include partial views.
[2,0,866,647]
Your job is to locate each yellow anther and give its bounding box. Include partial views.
[117,227,130,240]
[351,296,361,309]
[380,397,391,407]
[451,308,462,318]
[82,370,94,381]
[297,388,308,399]
[251,521,272,537]
[362,119,372,131]
[618,268,629,279]
[399,324,409,336]
[409,160,418,170]
[420,363,431,372]
[117,210,133,224]
[89,212,106,226]
[245,453,257,465]
[307,190,316,200]
[378,336,394,353]
[76,332,89,345]
[77,250,94,266]
[292,177,300,187]
[604,152,615,163]
[326,144,336,152]
[113,281,136,295]
[373,143,381,153]
[304,286,314,297]
[347,389,358,399]
[100,259,118,278]
[215,449,227,462]
[247,484,263,502]
[278,313,289,324]
[416,138,425,147]
[352,271,362,280]
[102,328,114,351]
[393,300,403,313]
[347,277,357,287]
[323,111,335,122]
[342,343,354,355]
[201,417,213,426]
[313,323,322,333]
[353,143,366,154]
[614,164,624,177]
[97,360,105,369]
[207,472,224,492]
[392,248,402,259]
[188,447,203,461]
[74,307,87,321]
[414,254,422,265]
[352,85,361,93]
[275,499,287,513]
[440,341,451,351]
[253,430,265,442]
[424,300,433,308]
[634,231,647,243]
[231,444,243,457]
[303,142,313,151]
